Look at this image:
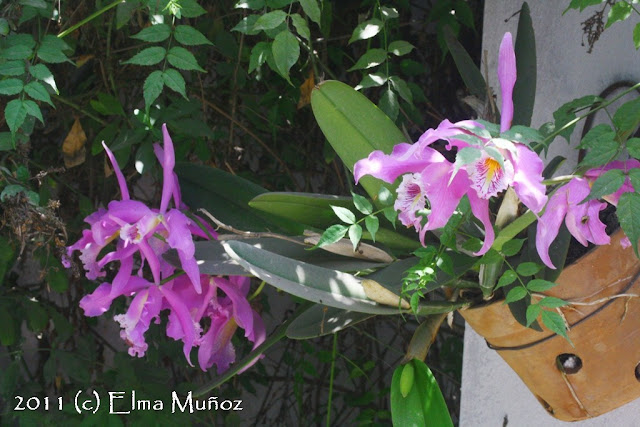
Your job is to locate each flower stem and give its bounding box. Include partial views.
[325,333,338,427]
[57,0,124,39]
[541,81,640,145]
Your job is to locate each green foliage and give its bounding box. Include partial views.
[390,360,453,427]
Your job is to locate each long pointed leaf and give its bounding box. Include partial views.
[512,2,536,127]
[286,304,373,339]
[176,163,303,234]
[171,238,389,275]
[443,25,486,101]
[250,191,420,250]
[221,240,401,314]
[311,80,405,200]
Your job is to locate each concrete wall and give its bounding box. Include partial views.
[460,2,640,425]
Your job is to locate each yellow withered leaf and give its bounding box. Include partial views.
[62,118,87,168]
[297,70,315,109]
[75,54,95,67]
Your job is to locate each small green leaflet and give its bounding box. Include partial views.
[352,192,373,215]
[606,1,632,28]
[331,205,356,224]
[0,61,25,76]
[248,42,271,73]
[348,224,362,250]
[526,303,541,327]
[5,99,28,133]
[29,63,58,94]
[538,297,567,308]
[378,186,394,205]
[37,35,71,64]
[526,279,557,292]
[272,29,299,82]
[174,25,213,46]
[495,270,517,289]
[0,78,24,96]
[348,49,387,71]
[379,88,399,121]
[253,10,287,31]
[131,24,171,42]
[388,40,414,56]
[583,169,625,203]
[516,262,541,276]
[541,310,571,343]
[143,70,164,108]
[167,47,205,72]
[314,224,348,248]
[349,19,383,44]
[618,192,640,257]
[290,14,310,41]
[504,287,527,304]
[124,46,166,66]
[24,81,54,106]
[627,137,640,159]
[299,0,321,25]
[162,68,187,98]
[365,215,379,241]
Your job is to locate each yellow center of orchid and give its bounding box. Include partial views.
[483,157,502,184]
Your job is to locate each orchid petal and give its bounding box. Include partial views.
[138,239,162,285]
[110,256,134,297]
[79,283,113,317]
[114,285,163,358]
[198,316,237,373]
[102,142,130,200]
[467,191,495,255]
[165,210,201,293]
[422,162,468,232]
[510,144,548,213]
[354,143,446,184]
[394,173,427,227]
[160,124,176,214]
[498,32,516,132]
[161,286,197,366]
[536,187,569,269]
[215,277,254,333]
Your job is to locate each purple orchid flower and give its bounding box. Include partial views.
[67,124,203,293]
[354,32,546,255]
[583,159,640,206]
[67,124,263,372]
[535,177,609,269]
[164,275,265,373]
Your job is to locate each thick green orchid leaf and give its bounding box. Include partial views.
[311,80,405,200]
[221,240,402,314]
[285,304,373,339]
[249,191,352,225]
[249,191,421,250]
[513,2,536,127]
[391,359,453,427]
[169,238,389,275]
[176,163,304,234]
[443,25,486,102]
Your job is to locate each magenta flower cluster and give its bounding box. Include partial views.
[63,124,265,373]
[355,33,639,269]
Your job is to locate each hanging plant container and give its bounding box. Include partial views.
[460,230,640,421]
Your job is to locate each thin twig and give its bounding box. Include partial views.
[532,292,640,306]
[228,24,245,159]
[197,208,305,246]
